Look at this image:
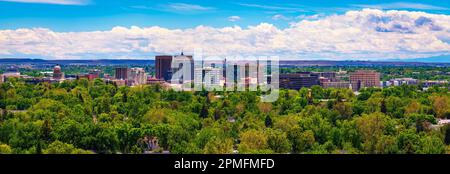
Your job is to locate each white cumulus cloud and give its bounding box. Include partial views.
[0,9,449,60]
[228,16,241,22]
[272,14,291,21]
[166,3,214,12]
[352,2,449,11]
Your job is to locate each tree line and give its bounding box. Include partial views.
[0,77,449,154]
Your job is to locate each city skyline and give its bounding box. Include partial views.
[0,0,449,61]
[0,51,449,156]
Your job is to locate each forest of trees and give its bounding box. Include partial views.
[0,77,449,154]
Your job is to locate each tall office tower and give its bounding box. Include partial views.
[195,66,223,89]
[279,72,320,90]
[129,68,147,86]
[222,59,260,90]
[156,53,193,82]
[155,55,173,81]
[173,53,194,82]
[115,67,129,80]
[349,70,381,91]
[53,65,64,80]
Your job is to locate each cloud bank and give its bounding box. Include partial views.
[0,9,449,60]
[352,2,449,11]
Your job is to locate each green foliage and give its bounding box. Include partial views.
[203,137,234,154]
[267,129,291,153]
[238,129,271,154]
[417,135,446,154]
[0,144,12,154]
[43,141,93,154]
[0,77,448,154]
[289,129,315,153]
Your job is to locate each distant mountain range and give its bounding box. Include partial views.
[386,55,450,63]
[278,60,450,67]
[0,58,154,65]
[0,57,449,67]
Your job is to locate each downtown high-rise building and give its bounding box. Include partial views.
[114,67,147,86]
[155,55,173,81]
[194,66,223,89]
[115,67,129,80]
[349,70,381,91]
[128,68,147,86]
[155,53,193,82]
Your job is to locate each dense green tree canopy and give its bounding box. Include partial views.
[0,78,449,154]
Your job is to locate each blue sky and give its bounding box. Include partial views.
[0,0,449,31]
[0,0,449,60]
